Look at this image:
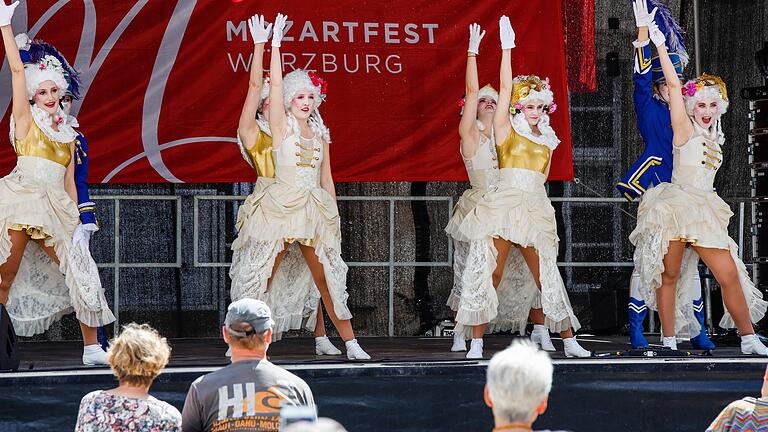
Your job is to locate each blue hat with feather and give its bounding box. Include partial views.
[645,0,689,83]
[14,33,81,100]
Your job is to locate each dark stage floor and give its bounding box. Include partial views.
[5,334,762,371]
[2,335,768,432]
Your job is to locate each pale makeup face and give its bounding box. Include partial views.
[656,83,670,103]
[693,98,720,129]
[260,96,270,121]
[521,100,545,126]
[33,80,61,115]
[289,89,316,120]
[477,96,497,116]
[60,94,73,116]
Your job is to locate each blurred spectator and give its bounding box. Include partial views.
[707,365,768,431]
[182,299,314,432]
[485,340,569,432]
[75,323,180,432]
[285,418,348,432]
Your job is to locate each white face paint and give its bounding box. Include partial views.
[33,80,61,116]
[289,89,316,120]
[693,98,720,129]
[521,100,545,126]
[477,96,497,117]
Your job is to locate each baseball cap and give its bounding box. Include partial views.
[225,298,274,337]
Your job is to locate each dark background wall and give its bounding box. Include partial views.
[35,0,768,341]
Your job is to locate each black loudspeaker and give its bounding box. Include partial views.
[606,52,620,77]
[749,99,768,131]
[0,304,20,371]
[750,131,768,166]
[752,168,768,199]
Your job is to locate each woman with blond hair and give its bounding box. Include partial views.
[75,323,181,432]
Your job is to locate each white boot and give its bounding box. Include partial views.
[315,336,342,355]
[530,325,556,351]
[741,334,768,356]
[82,344,108,366]
[662,336,678,350]
[450,324,467,352]
[466,338,483,359]
[345,339,371,360]
[563,337,591,358]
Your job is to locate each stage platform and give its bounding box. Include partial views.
[1,335,767,431]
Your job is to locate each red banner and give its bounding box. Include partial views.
[0,0,573,182]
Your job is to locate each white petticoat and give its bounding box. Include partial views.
[3,157,115,336]
[630,182,767,337]
[453,169,580,333]
[229,176,352,340]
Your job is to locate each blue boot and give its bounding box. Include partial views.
[97,326,108,350]
[628,297,649,348]
[690,298,716,350]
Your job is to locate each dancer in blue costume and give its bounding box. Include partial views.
[618,0,714,349]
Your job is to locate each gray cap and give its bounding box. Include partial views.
[225,299,274,337]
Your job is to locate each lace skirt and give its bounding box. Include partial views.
[629,182,767,336]
[229,178,351,340]
[3,157,115,336]
[453,169,581,333]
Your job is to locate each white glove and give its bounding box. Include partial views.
[271,13,288,48]
[467,23,486,55]
[248,14,272,44]
[648,20,666,47]
[499,15,516,49]
[72,223,99,255]
[0,1,19,27]
[632,0,657,28]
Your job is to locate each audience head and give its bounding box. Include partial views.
[107,323,171,388]
[485,340,553,427]
[223,298,274,353]
[285,418,348,432]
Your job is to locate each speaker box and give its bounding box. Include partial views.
[0,304,19,371]
[750,131,768,166]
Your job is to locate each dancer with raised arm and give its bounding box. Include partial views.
[230,13,369,360]
[445,23,500,352]
[455,16,590,359]
[619,0,715,350]
[630,11,768,354]
[0,2,113,365]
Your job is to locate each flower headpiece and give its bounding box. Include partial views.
[510,75,556,114]
[682,73,729,115]
[308,71,328,101]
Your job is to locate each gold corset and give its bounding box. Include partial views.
[244,130,275,178]
[496,128,551,174]
[14,120,73,167]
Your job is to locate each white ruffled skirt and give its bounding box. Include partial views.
[3,157,115,336]
[630,182,767,337]
[453,169,580,334]
[229,176,352,340]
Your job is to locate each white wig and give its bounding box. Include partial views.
[478,84,499,104]
[282,69,330,142]
[486,340,553,424]
[15,34,69,100]
[282,69,324,110]
[684,85,729,116]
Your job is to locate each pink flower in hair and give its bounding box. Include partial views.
[458,97,466,108]
[548,103,557,114]
[683,81,698,97]
[514,103,523,110]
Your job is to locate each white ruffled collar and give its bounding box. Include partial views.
[691,117,725,146]
[10,105,78,144]
[510,113,560,150]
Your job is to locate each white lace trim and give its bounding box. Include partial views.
[510,113,560,150]
[10,106,78,147]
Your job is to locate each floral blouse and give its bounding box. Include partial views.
[75,390,182,432]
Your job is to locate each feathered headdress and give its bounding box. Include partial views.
[15,33,80,100]
[646,0,689,67]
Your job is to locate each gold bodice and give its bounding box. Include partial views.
[496,128,551,174]
[14,120,73,167]
[244,129,275,178]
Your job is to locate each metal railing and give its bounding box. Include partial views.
[92,194,752,335]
